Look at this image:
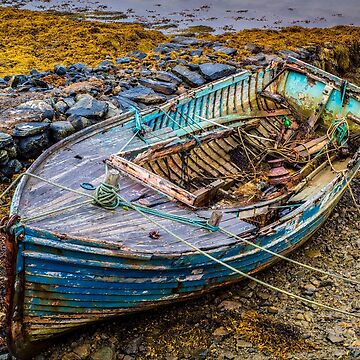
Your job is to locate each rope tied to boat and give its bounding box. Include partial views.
[93,182,120,210]
[92,181,219,232]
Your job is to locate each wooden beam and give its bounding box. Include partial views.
[107,155,197,207]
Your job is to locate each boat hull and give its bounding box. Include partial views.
[6,159,359,359]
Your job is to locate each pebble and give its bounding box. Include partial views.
[326,331,344,344]
[90,346,114,360]
[73,343,91,359]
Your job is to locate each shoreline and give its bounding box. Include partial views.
[0,7,360,77]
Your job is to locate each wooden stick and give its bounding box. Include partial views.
[105,168,121,187]
[207,211,223,227]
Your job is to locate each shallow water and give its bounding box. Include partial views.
[2,0,360,32]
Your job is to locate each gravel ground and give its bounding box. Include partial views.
[0,178,352,360]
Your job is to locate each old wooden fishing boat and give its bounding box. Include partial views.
[3,57,360,358]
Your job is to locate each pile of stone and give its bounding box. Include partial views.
[0,35,315,182]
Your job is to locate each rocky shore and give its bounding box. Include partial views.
[0,7,359,360]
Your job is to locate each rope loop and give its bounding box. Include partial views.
[93,183,119,210]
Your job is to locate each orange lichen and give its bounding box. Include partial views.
[0,7,166,76]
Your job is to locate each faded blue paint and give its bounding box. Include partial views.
[6,58,360,355]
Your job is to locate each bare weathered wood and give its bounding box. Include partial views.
[105,168,121,187]
[259,90,286,104]
[107,155,197,207]
[193,179,227,207]
[307,84,333,129]
[207,211,223,227]
[293,135,328,157]
[347,113,360,126]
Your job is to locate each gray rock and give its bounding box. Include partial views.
[66,95,108,119]
[68,116,92,131]
[16,132,50,159]
[171,36,204,46]
[212,45,237,56]
[278,49,300,59]
[5,145,17,159]
[63,97,76,108]
[8,74,29,88]
[138,78,177,95]
[69,63,89,73]
[54,64,67,76]
[189,49,203,57]
[13,122,50,137]
[172,65,205,87]
[244,43,262,54]
[0,78,7,88]
[103,102,121,119]
[120,86,166,105]
[128,50,147,60]
[90,346,114,360]
[242,53,268,66]
[111,95,141,112]
[124,337,143,355]
[155,71,182,85]
[199,63,236,81]
[0,150,9,166]
[55,100,69,114]
[10,100,54,123]
[326,331,344,344]
[73,343,91,359]
[50,121,76,142]
[116,57,131,64]
[140,69,152,77]
[0,132,14,149]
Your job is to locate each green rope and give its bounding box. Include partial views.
[92,182,219,232]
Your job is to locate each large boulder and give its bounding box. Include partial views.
[66,95,108,119]
[172,65,206,87]
[199,63,236,81]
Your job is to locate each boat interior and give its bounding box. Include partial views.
[108,70,360,219]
